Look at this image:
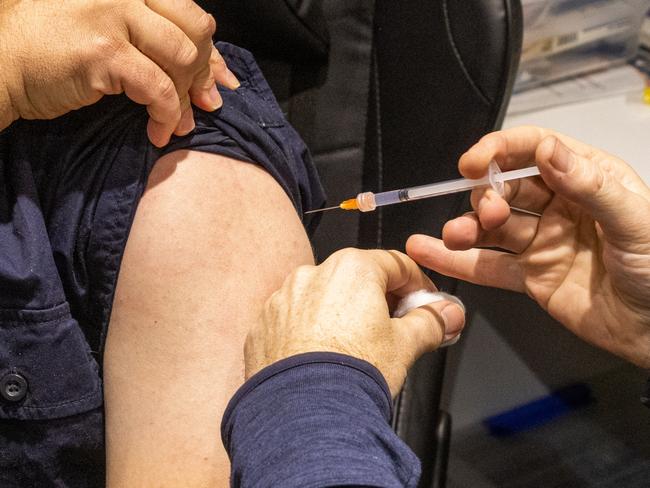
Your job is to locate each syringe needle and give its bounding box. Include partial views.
[304,205,341,214]
[305,199,359,214]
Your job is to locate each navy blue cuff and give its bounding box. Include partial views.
[223,351,393,430]
[221,352,421,488]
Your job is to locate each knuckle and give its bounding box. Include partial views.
[330,248,373,280]
[195,13,217,40]
[334,247,364,262]
[385,249,408,261]
[149,76,179,117]
[290,264,316,284]
[155,76,176,101]
[172,40,199,70]
[92,34,127,60]
[332,247,364,267]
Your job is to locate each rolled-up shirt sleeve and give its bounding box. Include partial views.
[221,352,421,488]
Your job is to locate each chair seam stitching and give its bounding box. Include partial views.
[442,0,492,106]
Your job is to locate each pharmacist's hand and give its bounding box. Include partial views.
[245,249,466,396]
[0,0,239,146]
[407,126,650,367]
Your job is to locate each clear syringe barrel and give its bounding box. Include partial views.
[354,161,540,212]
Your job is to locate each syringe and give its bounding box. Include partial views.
[305,161,540,214]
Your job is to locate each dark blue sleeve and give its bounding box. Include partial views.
[221,352,421,488]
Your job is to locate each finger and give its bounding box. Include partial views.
[442,211,540,253]
[187,46,239,112]
[146,0,216,47]
[364,249,437,296]
[104,44,181,146]
[186,46,240,112]
[174,99,195,136]
[459,126,598,179]
[470,176,552,227]
[145,0,218,109]
[469,188,511,230]
[406,234,525,292]
[127,5,198,90]
[126,7,198,134]
[209,46,240,90]
[188,63,221,112]
[396,300,466,358]
[536,136,650,245]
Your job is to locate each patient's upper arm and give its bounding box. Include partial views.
[103,149,314,487]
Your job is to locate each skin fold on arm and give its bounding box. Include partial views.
[103,150,315,487]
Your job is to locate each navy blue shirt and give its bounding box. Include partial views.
[0,43,324,487]
[222,352,421,487]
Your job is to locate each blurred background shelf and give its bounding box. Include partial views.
[444,3,650,485]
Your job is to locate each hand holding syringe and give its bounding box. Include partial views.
[306,161,541,214]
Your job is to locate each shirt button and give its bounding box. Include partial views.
[0,373,28,402]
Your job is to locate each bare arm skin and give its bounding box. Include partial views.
[103,150,314,486]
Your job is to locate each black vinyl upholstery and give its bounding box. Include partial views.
[197,0,329,63]
[368,3,522,487]
[209,1,523,486]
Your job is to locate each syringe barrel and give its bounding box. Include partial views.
[374,190,403,207]
[405,176,489,200]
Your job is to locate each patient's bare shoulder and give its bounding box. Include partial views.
[103,149,314,487]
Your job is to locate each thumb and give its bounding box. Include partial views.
[396,297,466,359]
[536,136,649,243]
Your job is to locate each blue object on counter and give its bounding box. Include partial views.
[483,383,594,437]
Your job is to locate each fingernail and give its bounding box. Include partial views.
[441,303,465,335]
[550,138,573,173]
[436,292,466,314]
[441,333,462,348]
[437,293,465,336]
[225,69,240,89]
